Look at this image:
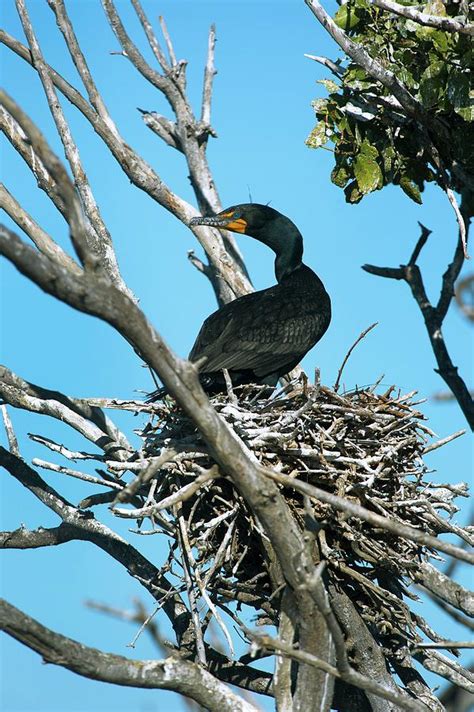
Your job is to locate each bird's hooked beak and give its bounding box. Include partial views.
[189,208,247,234]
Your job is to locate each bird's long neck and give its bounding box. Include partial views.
[254,214,304,283]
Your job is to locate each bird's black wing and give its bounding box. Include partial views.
[189,284,328,377]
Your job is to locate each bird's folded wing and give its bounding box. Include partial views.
[190,288,326,375]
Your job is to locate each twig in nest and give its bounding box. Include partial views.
[222,369,237,405]
[333,323,378,392]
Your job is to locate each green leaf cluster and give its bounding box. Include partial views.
[307,0,473,205]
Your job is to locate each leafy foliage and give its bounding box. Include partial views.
[306,0,474,206]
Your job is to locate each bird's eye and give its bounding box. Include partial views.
[231,209,241,220]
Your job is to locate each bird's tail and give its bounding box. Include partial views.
[145,385,168,403]
[146,374,227,402]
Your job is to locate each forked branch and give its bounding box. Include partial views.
[363,221,473,429]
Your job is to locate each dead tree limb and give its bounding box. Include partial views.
[370,0,474,36]
[0,599,257,712]
[363,222,473,430]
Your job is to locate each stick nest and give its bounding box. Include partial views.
[130,382,468,655]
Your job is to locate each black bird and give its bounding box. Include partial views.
[149,203,331,398]
[185,203,331,392]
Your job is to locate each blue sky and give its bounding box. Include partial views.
[1,1,472,711]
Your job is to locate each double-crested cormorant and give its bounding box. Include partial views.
[184,203,331,392]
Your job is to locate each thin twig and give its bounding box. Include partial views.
[32,458,123,491]
[304,53,344,76]
[413,641,474,650]
[28,433,105,462]
[112,467,218,517]
[201,24,217,127]
[177,515,207,665]
[334,322,378,392]
[445,187,469,259]
[1,405,19,456]
[159,16,177,67]
[408,223,432,266]
[130,0,169,71]
[423,430,465,454]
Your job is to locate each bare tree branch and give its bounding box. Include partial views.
[304,53,344,76]
[411,562,474,618]
[0,447,195,648]
[328,587,430,712]
[1,404,20,456]
[414,648,474,693]
[100,0,250,291]
[0,365,131,454]
[413,641,474,650]
[371,0,474,37]
[138,108,182,150]
[363,220,473,430]
[252,630,425,712]
[15,0,126,284]
[0,523,77,549]
[201,24,217,129]
[0,182,80,273]
[112,467,218,518]
[0,365,131,459]
[333,322,378,392]
[0,599,257,712]
[159,16,178,69]
[0,27,251,304]
[86,599,274,697]
[0,90,88,257]
[130,0,169,71]
[32,457,124,492]
[47,0,121,139]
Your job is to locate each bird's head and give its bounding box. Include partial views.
[190,203,303,281]
[189,203,282,236]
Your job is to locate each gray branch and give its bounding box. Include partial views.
[370,0,474,37]
[412,562,474,617]
[0,447,195,649]
[0,365,131,459]
[201,24,217,129]
[16,0,127,289]
[0,25,250,304]
[0,599,256,712]
[0,182,81,273]
[0,523,77,549]
[130,0,169,71]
